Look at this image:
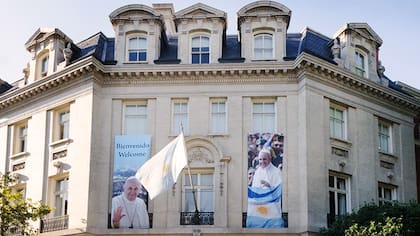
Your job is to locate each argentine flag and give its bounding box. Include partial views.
[246,184,284,228]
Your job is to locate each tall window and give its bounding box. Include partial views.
[172,100,188,134]
[128,37,147,62]
[13,121,28,154]
[330,104,347,140]
[41,56,49,76]
[54,177,69,216]
[254,34,273,60]
[18,124,28,153]
[124,103,148,134]
[191,36,210,64]
[354,51,366,77]
[329,173,350,216]
[59,111,70,140]
[378,120,392,153]
[182,172,214,225]
[210,99,227,134]
[378,183,396,205]
[253,101,275,133]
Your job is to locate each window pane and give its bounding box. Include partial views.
[139,38,147,49]
[129,52,138,61]
[329,191,335,214]
[192,54,200,64]
[201,174,213,185]
[192,37,200,48]
[201,37,209,47]
[338,193,347,215]
[185,174,197,186]
[184,190,195,212]
[201,53,209,64]
[337,178,346,190]
[329,176,334,188]
[129,38,138,49]
[200,189,213,211]
[384,188,392,200]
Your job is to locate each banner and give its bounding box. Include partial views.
[247,132,285,228]
[111,135,151,229]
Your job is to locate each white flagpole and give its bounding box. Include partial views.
[181,123,200,224]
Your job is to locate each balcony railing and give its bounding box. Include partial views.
[180,212,214,225]
[40,215,69,233]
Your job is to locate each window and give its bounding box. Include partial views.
[329,173,350,216]
[378,183,396,205]
[59,111,70,140]
[254,34,273,60]
[54,177,69,217]
[191,36,210,64]
[252,101,275,133]
[378,120,392,153]
[182,172,214,225]
[210,99,227,134]
[13,122,28,154]
[172,100,188,134]
[354,51,366,77]
[41,56,49,76]
[330,104,347,140]
[124,102,148,134]
[128,36,147,62]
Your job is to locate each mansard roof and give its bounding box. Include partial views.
[334,23,383,46]
[25,28,73,50]
[237,1,291,29]
[75,32,115,65]
[109,4,161,24]
[0,79,12,95]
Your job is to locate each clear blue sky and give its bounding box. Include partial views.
[1,0,419,89]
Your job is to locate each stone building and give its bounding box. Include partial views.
[0,1,418,235]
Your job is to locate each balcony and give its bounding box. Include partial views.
[40,215,69,233]
[180,212,214,225]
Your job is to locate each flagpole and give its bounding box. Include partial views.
[181,124,200,224]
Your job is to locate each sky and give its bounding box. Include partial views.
[1,0,419,89]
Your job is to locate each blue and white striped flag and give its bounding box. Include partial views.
[246,184,284,228]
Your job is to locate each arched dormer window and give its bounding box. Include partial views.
[254,33,273,60]
[354,47,368,78]
[127,36,147,62]
[41,56,49,76]
[191,36,210,64]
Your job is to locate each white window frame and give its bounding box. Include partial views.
[126,35,147,62]
[378,183,397,205]
[328,173,351,216]
[354,49,368,78]
[53,176,69,217]
[13,121,28,154]
[210,98,227,134]
[252,99,276,133]
[172,99,189,134]
[378,119,393,153]
[191,35,210,64]
[53,106,70,142]
[123,101,148,135]
[254,33,274,60]
[329,103,347,140]
[182,171,214,213]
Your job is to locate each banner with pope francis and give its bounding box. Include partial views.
[247,132,285,228]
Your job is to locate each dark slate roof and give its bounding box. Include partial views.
[296,29,335,64]
[75,32,115,65]
[155,36,180,64]
[0,80,12,94]
[219,35,244,63]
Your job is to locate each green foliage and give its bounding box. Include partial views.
[0,172,51,236]
[345,216,403,236]
[319,201,420,236]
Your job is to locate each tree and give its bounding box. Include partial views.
[320,201,420,236]
[0,172,51,236]
[345,216,403,236]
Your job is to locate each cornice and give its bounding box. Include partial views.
[1,54,419,115]
[294,53,420,113]
[0,57,96,111]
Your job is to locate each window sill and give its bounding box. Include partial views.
[330,137,352,149]
[10,151,30,160]
[123,61,148,64]
[50,138,72,153]
[378,151,398,161]
[208,133,229,137]
[251,59,277,62]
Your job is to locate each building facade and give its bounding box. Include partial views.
[0,1,419,235]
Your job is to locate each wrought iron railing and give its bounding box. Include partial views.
[40,215,69,232]
[180,212,214,225]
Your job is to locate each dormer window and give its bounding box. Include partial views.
[41,56,49,77]
[127,36,147,62]
[191,36,210,64]
[254,34,273,60]
[354,50,367,77]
